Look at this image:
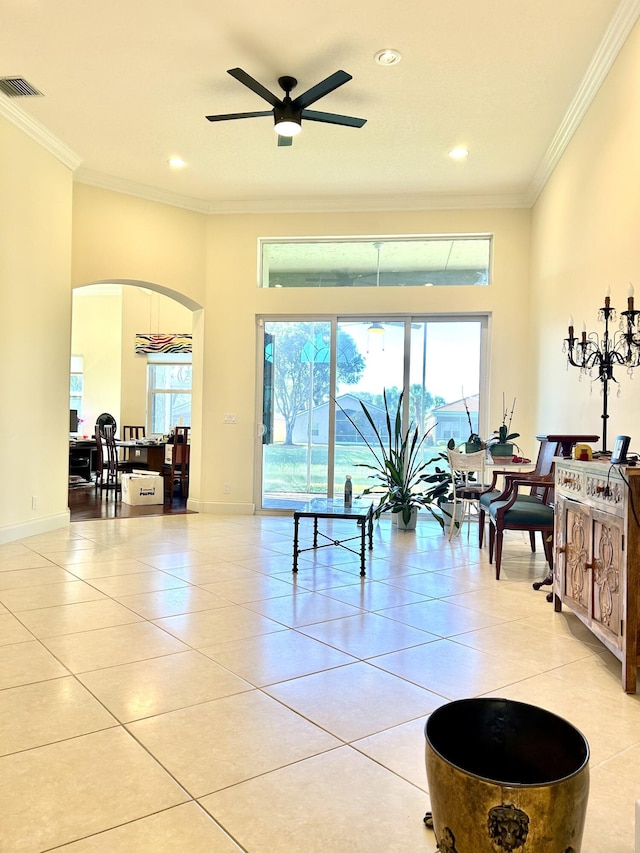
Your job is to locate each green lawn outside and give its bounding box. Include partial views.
[263,442,446,497]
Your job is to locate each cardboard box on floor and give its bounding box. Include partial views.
[121,473,164,505]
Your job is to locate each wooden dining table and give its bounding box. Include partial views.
[69,439,167,481]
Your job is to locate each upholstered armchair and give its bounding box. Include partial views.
[478,438,560,548]
[488,476,555,580]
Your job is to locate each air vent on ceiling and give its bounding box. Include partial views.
[0,77,43,98]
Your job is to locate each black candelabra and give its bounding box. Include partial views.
[564,286,640,455]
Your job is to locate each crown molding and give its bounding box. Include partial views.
[73,169,529,214]
[0,94,82,170]
[73,168,212,213]
[527,0,640,205]
[202,192,530,214]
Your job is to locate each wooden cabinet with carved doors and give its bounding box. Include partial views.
[553,459,640,692]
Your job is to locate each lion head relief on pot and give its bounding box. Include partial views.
[487,803,529,851]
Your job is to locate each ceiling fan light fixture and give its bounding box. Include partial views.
[368,322,385,335]
[274,119,301,137]
[273,101,302,137]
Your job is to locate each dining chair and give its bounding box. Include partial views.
[95,424,121,496]
[478,438,560,548]
[121,425,148,469]
[488,476,555,580]
[162,426,190,499]
[122,425,146,440]
[446,448,488,539]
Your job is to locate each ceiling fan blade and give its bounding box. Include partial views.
[206,110,273,122]
[292,70,351,110]
[227,68,281,107]
[277,135,293,147]
[301,109,367,128]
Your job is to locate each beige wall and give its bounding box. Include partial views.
[0,117,73,541]
[198,208,533,511]
[71,183,207,309]
[531,20,640,452]
[72,291,123,434]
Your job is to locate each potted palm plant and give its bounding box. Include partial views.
[335,390,444,529]
[420,439,470,533]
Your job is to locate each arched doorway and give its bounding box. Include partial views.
[69,280,203,518]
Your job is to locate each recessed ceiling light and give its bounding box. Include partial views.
[168,157,186,168]
[448,147,469,159]
[374,49,402,66]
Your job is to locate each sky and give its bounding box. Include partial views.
[338,320,481,404]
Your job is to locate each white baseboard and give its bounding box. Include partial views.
[186,499,255,515]
[0,511,70,544]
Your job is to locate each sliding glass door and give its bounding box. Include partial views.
[259,316,484,510]
[333,321,406,499]
[261,321,332,509]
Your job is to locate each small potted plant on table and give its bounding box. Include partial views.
[488,394,520,460]
[462,394,485,454]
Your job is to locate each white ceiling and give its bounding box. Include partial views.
[1,0,637,213]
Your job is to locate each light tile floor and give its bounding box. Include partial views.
[1,513,639,852]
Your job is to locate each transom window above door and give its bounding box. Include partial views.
[260,235,491,288]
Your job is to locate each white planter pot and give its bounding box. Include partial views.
[439,501,463,533]
[396,507,418,530]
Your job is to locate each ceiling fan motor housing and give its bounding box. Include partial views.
[274,101,302,132]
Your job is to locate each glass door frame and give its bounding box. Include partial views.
[254,313,489,513]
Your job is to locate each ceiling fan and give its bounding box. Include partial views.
[205,68,367,146]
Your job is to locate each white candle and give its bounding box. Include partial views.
[582,322,586,332]
[568,315,574,327]
[628,283,635,298]
[606,285,611,297]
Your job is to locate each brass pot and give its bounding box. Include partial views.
[424,698,589,852]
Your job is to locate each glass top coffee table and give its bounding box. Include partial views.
[293,498,375,577]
